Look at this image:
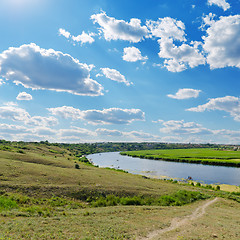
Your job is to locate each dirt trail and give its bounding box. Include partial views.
[139,197,219,240]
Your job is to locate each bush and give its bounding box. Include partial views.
[0,196,18,211]
[89,190,207,208]
[17,150,25,154]
[75,163,80,169]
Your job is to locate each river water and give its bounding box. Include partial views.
[88,152,240,186]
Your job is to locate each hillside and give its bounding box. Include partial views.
[0,142,240,239]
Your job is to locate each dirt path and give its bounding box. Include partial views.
[139,197,219,240]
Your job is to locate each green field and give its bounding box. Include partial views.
[0,142,240,239]
[121,148,240,167]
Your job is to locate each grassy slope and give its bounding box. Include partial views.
[121,148,240,167]
[0,144,188,197]
[0,143,240,239]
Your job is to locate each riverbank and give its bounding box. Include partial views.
[89,151,240,186]
[121,148,240,167]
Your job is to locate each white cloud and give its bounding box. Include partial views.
[72,31,95,45]
[207,0,230,11]
[47,106,82,120]
[146,17,186,41]
[96,128,123,137]
[27,116,58,127]
[91,11,148,42]
[203,15,240,69]
[0,43,103,96]
[158,38,205,72]
[159,120,213,135]
[0,105,58,126]
[128,131,157,139]
[146,16,206,72]
[201,13,216,30]
[33,127,57,136]
[0,123,31,134]
[78,108,145,125]
[101,68,132,86]
[187,96,240,121]
[58,28,71,38]
[167,88,201,99]
[16,92,32,101]
[0,105,30,122]
[48,106,145,125]
[122,47,148,62]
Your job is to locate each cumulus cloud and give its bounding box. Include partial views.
[122,47,148,62]
[0,43,103,96]
[91,11,148,42]
[82,108,145,125]
[158,38,205,72]
[47,106,81,120]
[72,31,95,45]
[0,105,30,122]
[201,13,216,30]
[203,15,240,69]
[27,116,58,127]
[167,88,201,99]
[0,123,31,134]
[0,105,58,126]
[96,128,123,137]
[59,28,95,45]
[34,127,57,136]
[100,68,132,86]
[207,0,230,11]
[187,96,240,121]
[48,106,145,125]
[146,16,206,72]
[16,92,32,101]
[146,17,186,41]
[58,28,71,38]
[159,120,213,135]
[128,131,157,139]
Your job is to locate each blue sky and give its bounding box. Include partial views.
[0,0,240,143]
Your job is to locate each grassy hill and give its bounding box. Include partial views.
[0,142,240,239]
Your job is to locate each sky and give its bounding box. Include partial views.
[0,0,240,144]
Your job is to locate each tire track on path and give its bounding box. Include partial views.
[139,197,219,240]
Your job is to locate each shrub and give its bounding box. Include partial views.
[17,150,25,154]
[75,163,80,169]
[0,196,18,211]
[89,190,207,208]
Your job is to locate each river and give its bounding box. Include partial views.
[88,152,240,186]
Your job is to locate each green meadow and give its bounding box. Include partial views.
[0,142,240,239]
[121,148,240,167]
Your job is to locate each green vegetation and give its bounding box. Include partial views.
[0,140,240,239]
[0,195,18,211]
[121,148,240,167]
[89,190,208,207]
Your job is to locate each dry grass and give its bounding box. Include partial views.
[159,198,240,240]
[0,143,240,239]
